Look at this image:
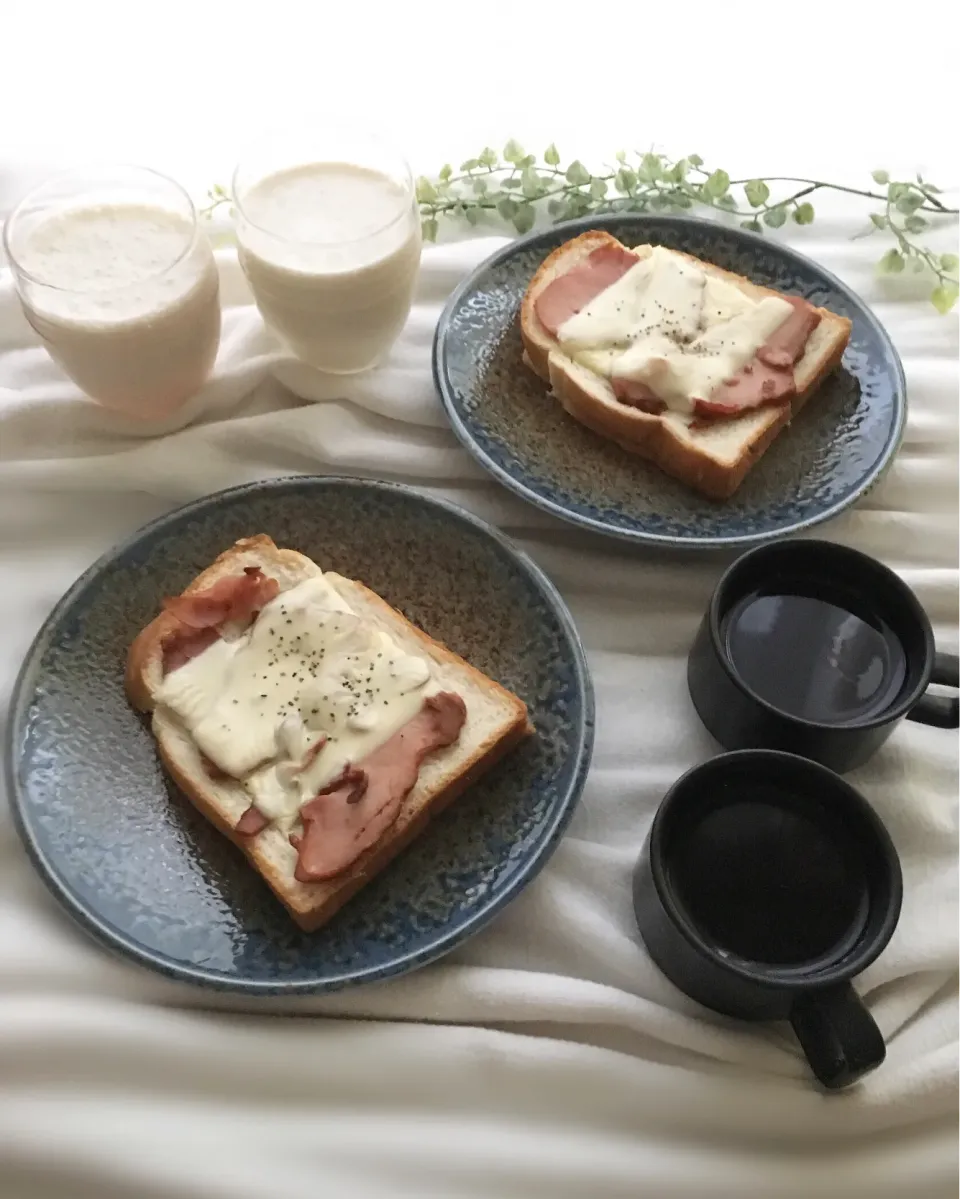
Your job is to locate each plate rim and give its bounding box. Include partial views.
[432,213,907,550]
[6,475,596,994]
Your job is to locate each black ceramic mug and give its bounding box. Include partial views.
[633,749,903,1090]
[687,539,959,773]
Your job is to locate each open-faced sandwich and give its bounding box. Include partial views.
[126,535,532,931]
[520,230,853,499]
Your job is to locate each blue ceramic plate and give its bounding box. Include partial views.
[433,215,906,549]
[6,478,593,994]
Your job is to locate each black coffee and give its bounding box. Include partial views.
[723,586,907,724]
[669,786,870,965]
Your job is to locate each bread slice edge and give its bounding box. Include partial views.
[519,230,853,499]
[128,536,532,932]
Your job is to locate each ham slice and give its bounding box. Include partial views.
[233,736,333,840]
[200,752,232,782]
[290,692,467,883]
[235,805,270,836]
[160,567,280,674]
[537,239,822,422]
[611,377,665,414]
[535,244,639,337]
[692,296,822,418]
[296,735,328,774]
[161,625,220,673]
[162,566,279,629]
[535,238,822,421]
[607,295,823,420]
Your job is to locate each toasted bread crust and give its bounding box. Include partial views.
[519,230,853,499]
[520,229,618,382]
[128,537,532,932]
[125,535,292,712]
[153,696,531,933]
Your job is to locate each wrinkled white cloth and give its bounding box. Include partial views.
[0,202,957,1199]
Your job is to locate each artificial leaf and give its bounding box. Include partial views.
[705,169,730,198]
[744,179,770,207]
[896,193,924,215]
[565,160,591,186]
[513,203,536,235]
[415,177,438,203]
[416,145,956,319]
[521,167,542,197]
[615,167,637,193]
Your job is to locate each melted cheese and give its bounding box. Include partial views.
[153,574,436,828]
[556,246,793,413]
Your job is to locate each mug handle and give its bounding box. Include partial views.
[789,984,886,1090]
[907,651,959,729]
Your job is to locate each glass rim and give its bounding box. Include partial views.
[2,162,201,293]
[230,131,415,247]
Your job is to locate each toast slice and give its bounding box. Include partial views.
[127,535,532,932]
[519,230,852,499]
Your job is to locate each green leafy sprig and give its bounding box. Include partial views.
[201,144,959,313]
[414,144,958,313]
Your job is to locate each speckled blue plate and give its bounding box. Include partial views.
[433,214,906,549]
[6,478,593,994]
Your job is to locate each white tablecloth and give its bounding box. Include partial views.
[1,194,957,1198]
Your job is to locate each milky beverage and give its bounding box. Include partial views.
[13,204,220,417]
[236,162,421,373]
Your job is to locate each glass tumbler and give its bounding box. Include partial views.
[233,126,421,374]
[3,165,221,418]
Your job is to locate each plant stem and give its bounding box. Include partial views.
[689,166,955,215]
[884,198,954,285]
[200,149,959,312]
[726,176,956,214]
